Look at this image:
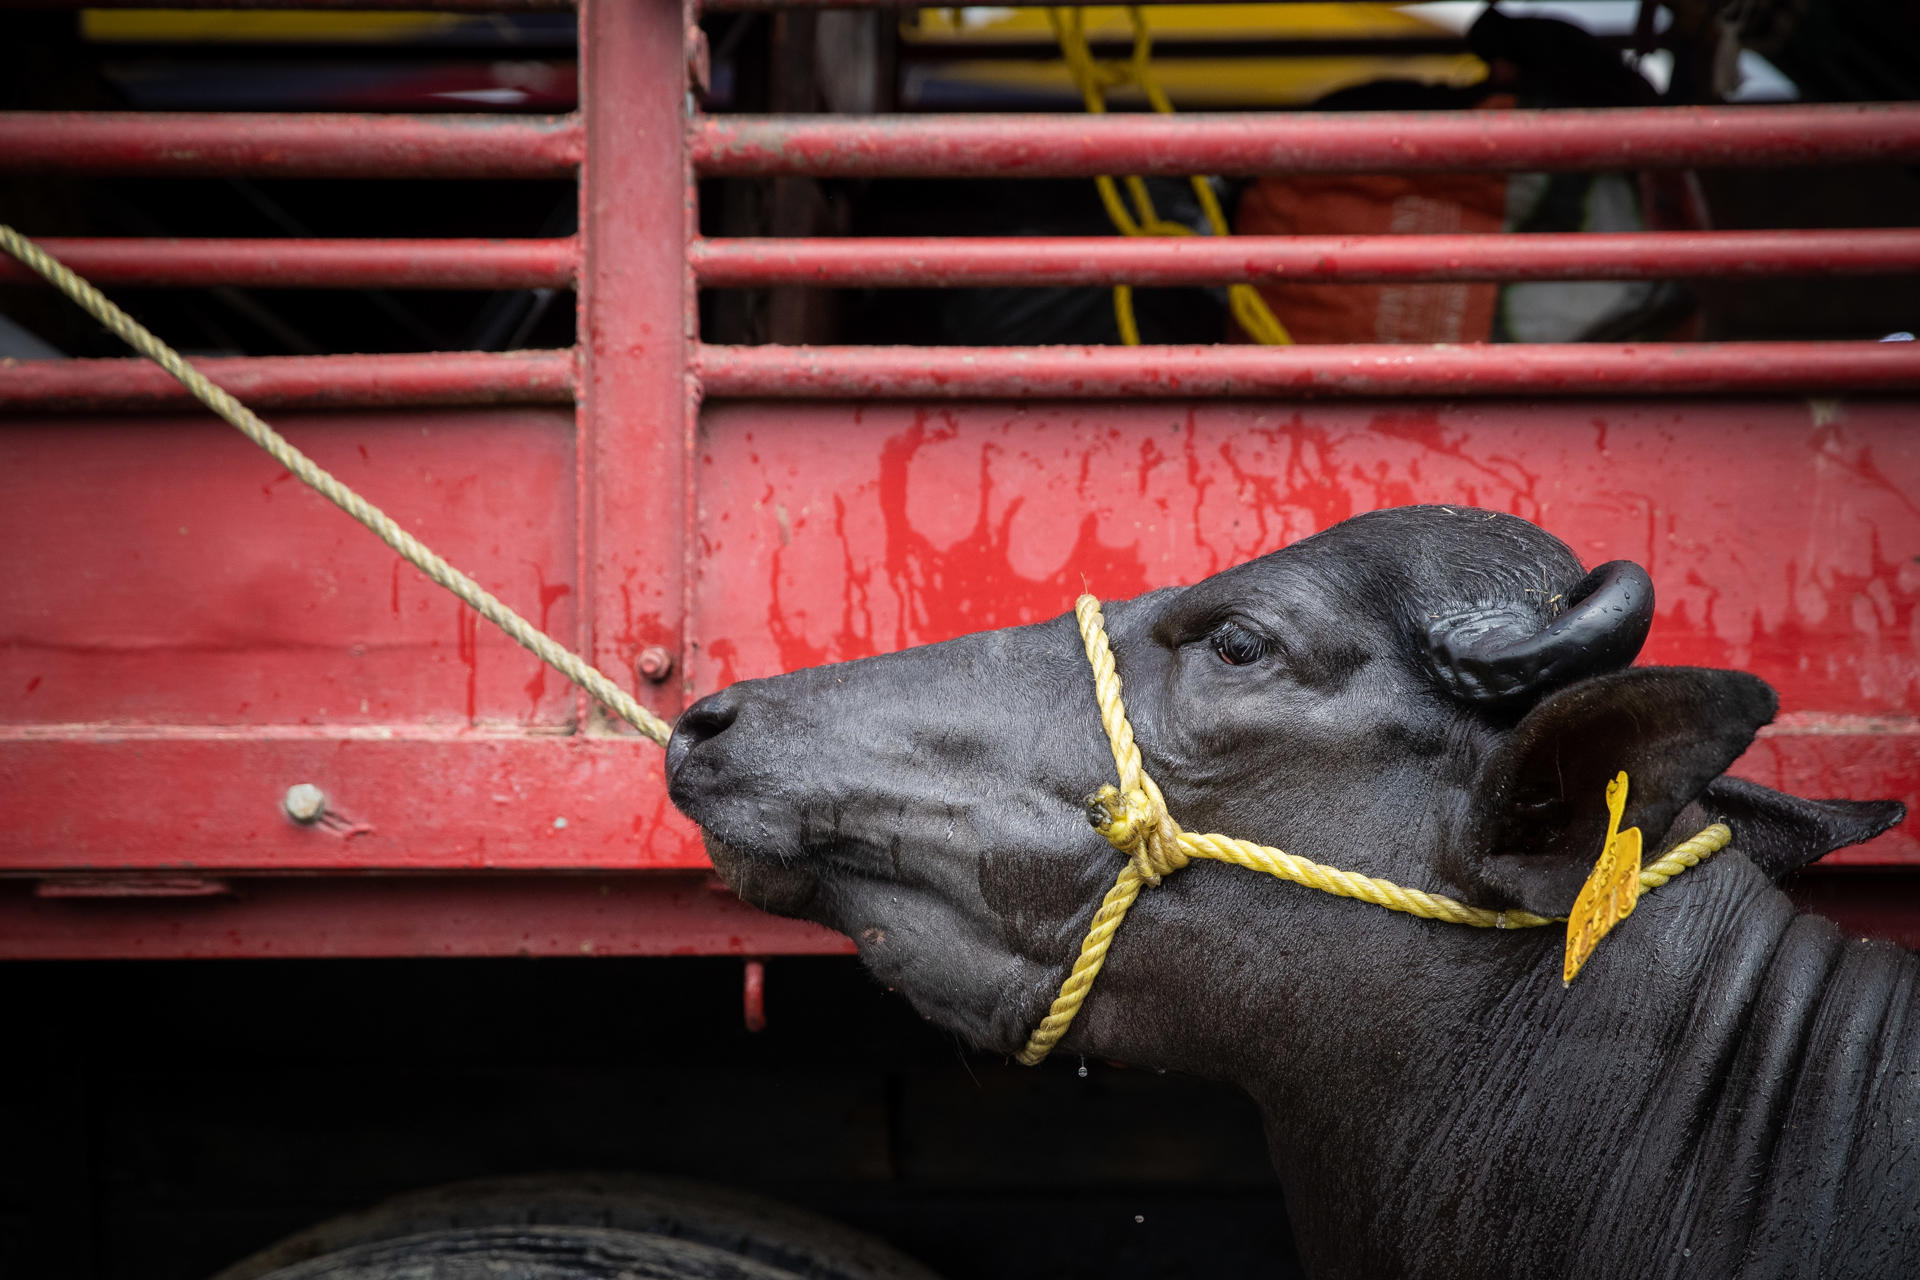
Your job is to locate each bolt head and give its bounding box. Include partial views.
[637,645,675,682]
[283,783,327,824]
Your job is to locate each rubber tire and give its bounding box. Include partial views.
[208,1174,942,1280]
[233,1224,809,1280]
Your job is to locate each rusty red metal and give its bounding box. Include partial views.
[693,105,1920,179]
[0,734,703,872]
[0,350,575,412]
[0,112,582,178]
[3,0,1918,962]
[693,342,1920,399]
[743,958,768,1031]
[0,237,578,290]
[35,876,232,899]
[0,406,592,728]
[701,0,1334,6]
[14,228,1910,295]
[20,0,568,7]
[576,0,693,734]
[691,229,1920,288]
[0,874,850,960]
[689,397,1920,868]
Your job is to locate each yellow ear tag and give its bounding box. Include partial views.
[1562,771,1643,986]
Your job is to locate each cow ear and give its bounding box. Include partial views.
[1700,776,1905,881]
[1468,667,1778,916]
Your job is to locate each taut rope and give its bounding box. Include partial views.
[0,224,671,746]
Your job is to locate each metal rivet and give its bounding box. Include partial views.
[283,783,327,824]
[637,645,675,683]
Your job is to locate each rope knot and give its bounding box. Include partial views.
[1084,784,1189,885]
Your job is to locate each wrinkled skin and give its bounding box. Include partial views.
[668,506,1916,1279]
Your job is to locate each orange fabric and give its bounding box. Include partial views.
[1236,171,1508,344]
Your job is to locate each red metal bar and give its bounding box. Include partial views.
[691,229,1920,288]
[0,112,582,178]
[0,237,578,290]
[0,875,852,960]
[20,0,569,8]
[693,104,1920,178]
[0,350,575,413]
[703,0,1448,7]
[0,731,704,873]
[573,0,694,735]
[1,868,1909,959]
[743,958,768,1031]
[693,342,1920,399]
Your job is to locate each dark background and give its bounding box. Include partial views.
[1,956,1299,1280]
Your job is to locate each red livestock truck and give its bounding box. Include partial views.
[3,2,1918,1276]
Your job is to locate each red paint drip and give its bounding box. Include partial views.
[455,604,478,724]
[763,413,1153,672]
[522,567,573,717]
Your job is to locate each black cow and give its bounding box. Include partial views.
[667,505,1915,1279]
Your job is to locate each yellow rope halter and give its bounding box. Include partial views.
[1013,595,1733,1066]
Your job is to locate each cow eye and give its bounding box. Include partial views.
[1210,621,1267,666]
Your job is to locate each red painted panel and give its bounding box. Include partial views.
[1734,722,1920,865]
[692,398,1920,859]
[2,409,582,727]
[0,873,848,960]
[0,733,704,872]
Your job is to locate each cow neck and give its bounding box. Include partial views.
[1015,593,1731,1067]
[1209,858,1920,1280]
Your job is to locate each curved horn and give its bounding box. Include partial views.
[1426,560,1655,705]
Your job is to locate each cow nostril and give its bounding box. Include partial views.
[667,689,742,780]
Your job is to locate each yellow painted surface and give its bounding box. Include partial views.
[907,53,1485,108]
[903,4,1453,44]
[903,4,1485,108]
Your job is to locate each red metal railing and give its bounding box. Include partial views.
[16,0,570,7]
[691,229,1920,288]
[692,105,1920,178]
[0,112,582,178]
[2,79,1919,409]
[0,351,575,413]
[0,238,578,290]
[5,0,1919,963]
[692,342,1920,399]
[13,229,1909,293]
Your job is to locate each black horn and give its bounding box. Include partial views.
[1426,560,1655,705]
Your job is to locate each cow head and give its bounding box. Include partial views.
[666,507,1899,1066]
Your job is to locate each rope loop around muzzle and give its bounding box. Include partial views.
[1014,594,1734,1066]
[1077,596,1189,883]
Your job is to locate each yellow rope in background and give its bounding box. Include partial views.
[1014,595,1732,1065]
[1048,6,1292,347]
[0,223,673,747]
